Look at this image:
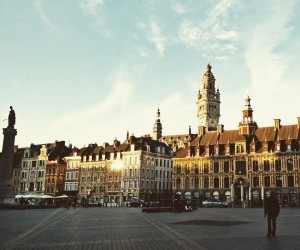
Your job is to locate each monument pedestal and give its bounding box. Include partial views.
[0,127,17,205]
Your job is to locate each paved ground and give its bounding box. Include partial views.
[0,206,300,250]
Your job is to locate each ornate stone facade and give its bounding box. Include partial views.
[170,64,300,207]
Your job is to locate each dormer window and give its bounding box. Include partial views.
[236,143,245,154]
[263,142,268,153]
[95,155,99,161]
[214,145,219,156]
[205,145,209,156]
[276,142,281,152]
[83,156,86,162]
[226,144,230,155]
[110,152,114,160]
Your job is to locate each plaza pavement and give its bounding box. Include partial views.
[0,206,299,250]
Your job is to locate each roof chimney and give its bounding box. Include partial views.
[274,119,281,131]
[217,124,224,134]
[198,126,206,136]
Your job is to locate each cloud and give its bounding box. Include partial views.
[147,21,167,56]
[243,1,298,126]
[51,67,134,129]
[171,2,188,15]
[244,2,295,94]
[80,0,104,16]
[177,0,238,55]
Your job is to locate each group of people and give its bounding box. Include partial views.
[64,197,89,209]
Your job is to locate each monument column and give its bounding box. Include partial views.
[0,106,17,204]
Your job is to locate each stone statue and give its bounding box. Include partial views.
[8,106,15,128]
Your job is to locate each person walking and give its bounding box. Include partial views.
[264,192,280,237]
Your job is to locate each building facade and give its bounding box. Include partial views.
[169,64,300,207]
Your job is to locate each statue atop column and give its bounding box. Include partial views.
[8,106,15,128]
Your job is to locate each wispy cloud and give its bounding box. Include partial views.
[147,21,168,56]
[245,2,295,94]
[178,0,238,55]
[51,67,134,129]
[243,1,298,124]
[171,2,188,15]
[80,0,104,16]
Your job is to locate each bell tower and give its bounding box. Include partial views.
[152,108,162,140]
[238,96,257,135]
[197,64,221,132]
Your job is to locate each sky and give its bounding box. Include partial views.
[0,0,300,151]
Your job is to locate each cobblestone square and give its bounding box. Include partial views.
[0,207,299,250]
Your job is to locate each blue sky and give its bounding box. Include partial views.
[1,0,299,150]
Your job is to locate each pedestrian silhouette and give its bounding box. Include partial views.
[264,192,280,237]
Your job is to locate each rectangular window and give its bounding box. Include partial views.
[264,161,270,171]
[38,171,44,178]
[288,176,294,187]
[32,161,37,167]
[224,177,229,188]
[224,161,229,173]
[287,159,293,171]
[204,164,209,174]
[37,182,42,191]
[264,176,270,187]
[194,178,199,188]
[236,161,246,175]
[253,176,259,187]
[214,178,219,188]
[20,182,26,191]
[214,162,219,173]
[195,166,199,174]
[252,161,259,172]
[204,177,209,188]
[276,176,282,187]
[21,172,27,179]
[275,160,281,171]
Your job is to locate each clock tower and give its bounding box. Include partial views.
[197,64,221,132]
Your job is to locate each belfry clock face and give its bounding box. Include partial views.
[209,118,217,126]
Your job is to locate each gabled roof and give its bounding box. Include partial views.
[278,124,298,140]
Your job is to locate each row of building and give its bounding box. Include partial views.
[5,64,300,207]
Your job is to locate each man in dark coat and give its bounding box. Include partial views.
[264,192,280,237]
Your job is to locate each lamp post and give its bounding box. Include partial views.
[249,186,252,208]
[261,186,264,207]
[241,184,244,208]
[231,184,234,208]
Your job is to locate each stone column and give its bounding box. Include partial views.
[0,127,17,204]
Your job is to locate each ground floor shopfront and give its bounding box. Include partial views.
[174,186,300,208]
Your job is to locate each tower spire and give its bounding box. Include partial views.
[197,63,221,132]
[152,107,162,140]
[239,96,257,135]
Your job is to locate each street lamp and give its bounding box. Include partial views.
[231,184,234,208]
[261,186,264,207]
[249,186,252,208]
